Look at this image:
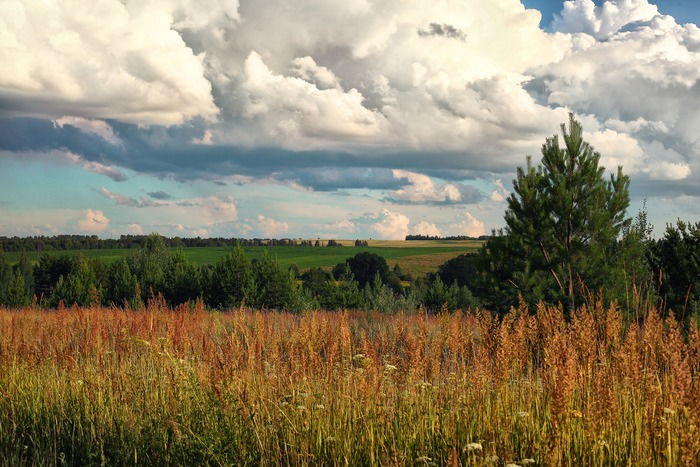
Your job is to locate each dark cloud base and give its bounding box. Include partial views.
[0,117,511,190]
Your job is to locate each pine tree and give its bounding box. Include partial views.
[502,113,630,309]
[50,256,101,307]
[0,251,12,306]
[5,269,32,308]
[209,244,255,309]
[104,258,141,307]
[251,250,298,310]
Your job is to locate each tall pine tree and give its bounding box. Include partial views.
[501,113,630,309]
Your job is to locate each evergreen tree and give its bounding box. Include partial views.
[50,256,101,307]
[500,113,630,309]
[651,220,700,319]
[5,269,32,307]
[104,258,142,308]
[209,244,255,309]
[0,251,12,306]
[16,254,34,297]
[251,250,298,310]
[163,249,202,305]
[128,234,168,300]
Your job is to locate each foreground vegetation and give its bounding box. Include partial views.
[1,302,698,465]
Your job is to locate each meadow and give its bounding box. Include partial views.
[1,301,698,465]
[3,240,481,276]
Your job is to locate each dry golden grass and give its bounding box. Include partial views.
[0,301,698,465]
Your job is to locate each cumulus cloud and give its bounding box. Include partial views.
[490,179,510,202]
[388,170,482,205]
[411,221,441,237]
[77,209,110,233]
[371,208,410,240]
[241,51,386,143]
[313,219,357,237]
[552,0,658,39]
[127,223,144,234]
[444,211,486,238]
[0,0,219,125]
[256,215,289,237]
[534,6,700,188]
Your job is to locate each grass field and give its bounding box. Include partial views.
[3,241,481,276]
[1,302,698,465]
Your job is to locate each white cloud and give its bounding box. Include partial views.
[0,0,219,125]
[390,170,463,204]
[536,9,700,182]
[199,0,572,156]
[313,219,357,237]
[412,221,441,237]
[290,56,341,90]
[371,208,410,240]
[241,51,386,143]
[490,179,510,202]
[127,223,144,234]
[77,209,110,233]
[552,0,658,39]
[54,116,121,144]
[256,215,289,237]
[444,211,486,238]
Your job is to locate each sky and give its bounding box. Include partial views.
[1,0,699,240]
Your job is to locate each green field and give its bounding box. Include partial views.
[3,241,482,276]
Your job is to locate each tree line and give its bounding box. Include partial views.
[405,234,491,241]
[0,236,477,313]
[0,235,355,252]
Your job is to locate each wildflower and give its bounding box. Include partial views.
[296,405,306,411]
[570,409,583,418]
[517,411,529,418]
[314,404,325,410]
[384,363,398,372]
[464,442,482,452]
